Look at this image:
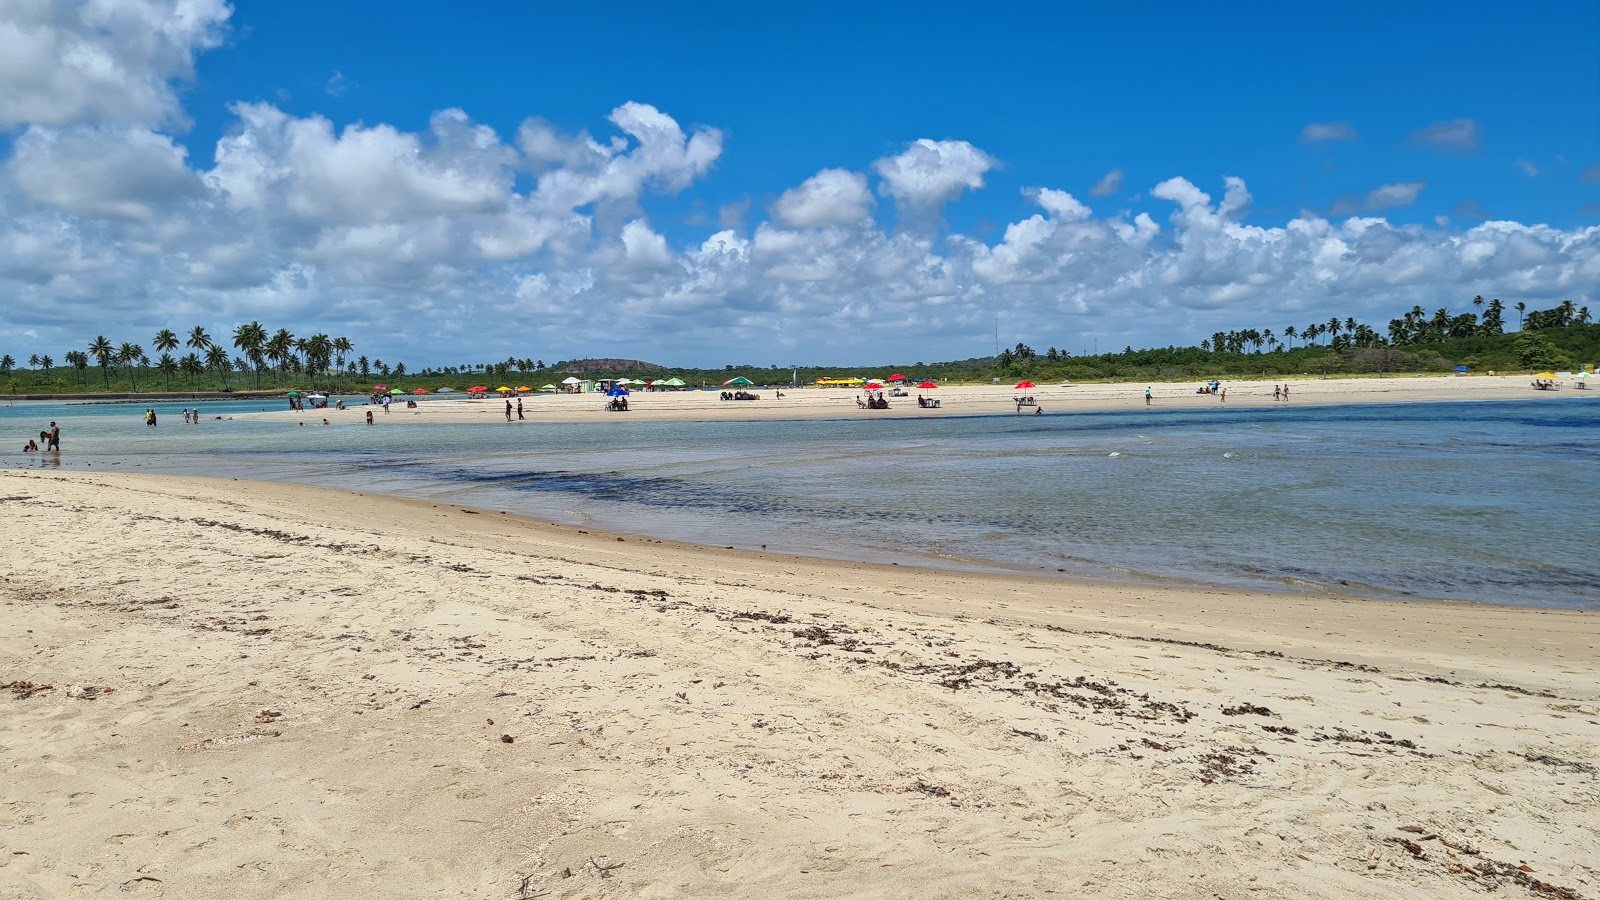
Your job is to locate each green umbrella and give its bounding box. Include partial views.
[389,388,405,395]
[285,391,301,397]
[722,377,753,386]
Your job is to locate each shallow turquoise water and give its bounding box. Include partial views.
[5,395,1596,608]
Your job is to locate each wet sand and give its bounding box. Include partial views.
[2,469,1596,898]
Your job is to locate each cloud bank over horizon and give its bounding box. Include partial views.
[0,2,1596,367]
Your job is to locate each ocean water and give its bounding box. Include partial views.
[5,395,1597,609]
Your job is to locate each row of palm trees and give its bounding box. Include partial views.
[1197,298,1591,356]
[6,325,364,391]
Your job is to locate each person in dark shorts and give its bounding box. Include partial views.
[47,422,59,451]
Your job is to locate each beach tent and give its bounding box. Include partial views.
[863,382,884,390]
[495,386,513,394]
[888,373,906,382]
[1014,380,1036,389]
[467,385,488,394]
[411,388,430,394]
[539,383,558,391]
[436,387,456,393]
[515,385,532,393]
[561,377,582,385]
[661,377,686,387]
[616,378,633,385]
[606,386,629,397]
[723,377,753,386]
[1454,365,1470,374]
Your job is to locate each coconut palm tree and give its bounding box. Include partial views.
[117,342,146,391]
[180,352,204,388]
[153,328,179,356]
[302,333,333,386]
[0,354,13,375]
[205,344,232,389]
[233,321,267,388]
[1515,302,1527,329]
[39,354,53,372]
[186,326,213,360]
[88,335,115,387]
[63,350,87,384]
[266,329,295,386]
[28,354,40,370]
[332,336,353,384]
[156,353,178,389]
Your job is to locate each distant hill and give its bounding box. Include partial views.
[554,358,667,374]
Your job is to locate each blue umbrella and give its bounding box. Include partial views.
[1454,365,1470,373]
[606,387,629,397]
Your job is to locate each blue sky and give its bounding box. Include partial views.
[1,1,1596,368]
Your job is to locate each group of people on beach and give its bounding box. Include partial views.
[22,421,58,453]
[1272,384,1292,401]
[1196,380,1227,401]
[858,391,890,409]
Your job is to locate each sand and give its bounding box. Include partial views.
[2,469,1596,898]
[239,374,1592,426]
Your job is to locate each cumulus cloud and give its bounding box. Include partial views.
[1088,168,1123,197]
[1364,182,1426,210]
[0,0,232,128]
[1411,118,1480,152]
[872,139,996,210]
[1301,122,1356,143]
[1581,162,1600,183]
[1513,158,1539,177]
[772,168,873,228]
[8,125,201,219]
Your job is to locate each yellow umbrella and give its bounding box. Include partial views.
[495,385,513,393]
[1535,372,1557,379]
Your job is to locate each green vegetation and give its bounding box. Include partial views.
[0,299,1593,397]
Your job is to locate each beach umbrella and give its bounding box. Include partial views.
[516,385,532,393]
[411,388,430,395]
[388,388,405,395]
[917,381,937,389]
[436,387,456,393]
[888,373,906,382]
[372,384,389,392]
[468,385,488,393]
[1014,380,1036,389]
[561,377,581,385]
[1453,365,1470,374]
[1535,372,1557,379]
[863,382,884,390]
[606,386,629,397]
[662,377,686,386]
[285,390,301,397]
[616,378,633,385]
[494,386,513,394]
[539,383,557,391]
[723,377,753,386]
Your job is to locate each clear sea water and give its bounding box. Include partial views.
[5,395,1596,609]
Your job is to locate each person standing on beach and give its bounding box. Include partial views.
[1283,383,1290,400]
[47,422,59,451]
[1273,385,1281,401]
[1144,387,1152,406]
[1220,387,1227,402]
[505,398,512,422]
[366,409,374,425]
[516,397,524,420]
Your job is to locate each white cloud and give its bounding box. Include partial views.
[1364,182,1426,209]
[1513,158,1538,177]
[1088,168,1123,197]
[872,139,996,209]
[8,125,201,219]
[1411,118,1480,152]
[772,168,873,228]
[0,0,232,128]
[1300,122,1357,143]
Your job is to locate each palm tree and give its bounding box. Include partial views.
[28,354,40,371]
[1472,295,1485,311]
[1283,325,1297,349]
[88,335,115,387]
[64,350,87,384]
[332,336,353,386]
[180,353,204,388]
[153,328,179,356]
[1515,302,1527,329]
[156,353,178,389]
[186,326,213,359]
[116,342,146,391]
[266,329,295,386]
[205,345,232,389]
[233,321,268,389]
[302,333,333,386]
[1579,306,1592,326]
[39,354,53,372]
[0,354,13,375]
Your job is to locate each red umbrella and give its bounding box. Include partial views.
[917,381,937,389]
[372,384,389,392]
[411,388,430,394]
[863,382,884,390]
[1014,380,1036,389]
[887,373,906,382]
[467,385,488,393]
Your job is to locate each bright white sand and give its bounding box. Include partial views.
[242,374,1592,426]
[2,470,1595,898]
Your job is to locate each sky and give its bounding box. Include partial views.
[1,0,1597,369]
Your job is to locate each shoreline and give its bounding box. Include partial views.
[229,374,1591,425]
[3,469,1597,898]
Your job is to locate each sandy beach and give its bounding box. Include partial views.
[238,374,1590,426]
[2,469,1595,898]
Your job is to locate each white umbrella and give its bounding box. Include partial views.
[436,386,455,393]
[616,378,633,385]
[561,377,581,385]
